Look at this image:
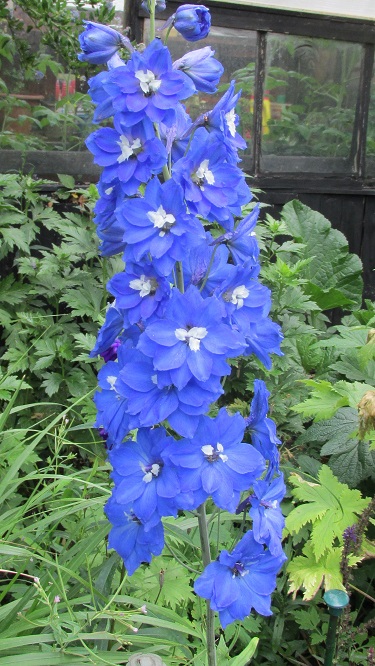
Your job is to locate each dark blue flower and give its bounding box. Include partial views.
[138,285,246,387]
[172,128,251,228]
[194,530,287,628]
[107,262,170,326]
[105,496,164,575]
[119,178,205,276]
[173,47,223,93]
[109,427,182,528]
[249,475,286,556]
[78,21,133,65]
[86,120,167,196]
[166,408,265,512]
[173,5,211,42]
[245,380,281,473]
[102,39,196,126]
[94,178,126,256]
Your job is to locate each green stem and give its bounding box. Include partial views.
[200,244,219,292]
[163,23,174,45]
[197,503,217,666]
[148,0,156,41]
[175,261,185,293]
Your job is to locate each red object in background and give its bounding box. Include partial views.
[61,80,67,98]
[68,79,76,95]
[55,80,61,101]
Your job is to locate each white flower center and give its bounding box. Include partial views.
[231,285,249,309]
[147,205,176,237]
[141,462,161,483]
[192,159,215,188]
[201,442,228,463]
[225,108,236,137]
[116,135,142,163]
[135,69,162,94]
[105,186,114,195]
[129,274,153,297]
[106,375,117,390]
[175,326,208,352]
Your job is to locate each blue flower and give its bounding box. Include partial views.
[194,530,287,628]
[172,128,251,228]
[105,496,164,575]
[87,70,116,123]
[107,262,170,326]
[245,380,281,473]
[78,21,133,65]
[212,205,260,265]
[119,178,205,276]
[173,4,211,42]
[138,285,246,387]
[86,120,167,195]
[196,81,246,163]
[118,348,224,437]
[173,47,223,93]
[249,475,286,556]
[166,408,265,512]
[245,318,284,370]
[90,302,125,358]
[108,427,182,528]
[159,104,192,162]
[103,39,196,126]
[94,178,126,256]
[217,262,271,335]
[94,347,140,444]
[182,233,232,296]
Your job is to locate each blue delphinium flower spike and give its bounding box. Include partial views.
[78,21,133,65]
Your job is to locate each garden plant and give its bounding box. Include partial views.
[0,1,374,665]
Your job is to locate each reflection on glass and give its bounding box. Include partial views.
[145,21,257,157]
[0,5,124,152]
[261,34,362,172]
[366,66,375,177]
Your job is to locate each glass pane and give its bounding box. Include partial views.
[0,4,124,152]
[145,20,257,159]
[366,63,375,176]
[261,34,362,173]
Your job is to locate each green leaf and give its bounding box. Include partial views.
[287,543,346,599]
[329,440,375,487]
[57,173,76,189]
[281,200,363,310]
[230,638,259,666]
[286,465,370,559]
[298,407,359,452]
[292,380,347,421]
[40,372,63,397]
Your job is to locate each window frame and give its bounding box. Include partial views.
[129,0,375,193]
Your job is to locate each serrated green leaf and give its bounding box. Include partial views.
[286,465,370,559]
[292,380,347,421]
[281,200,363,310]
[287,542,346,599]
[329,440,375,487]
